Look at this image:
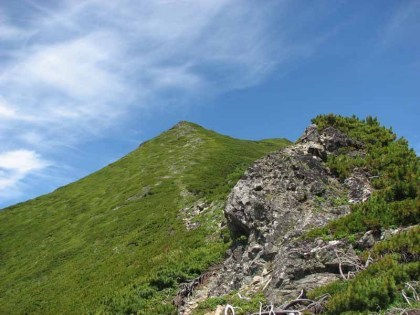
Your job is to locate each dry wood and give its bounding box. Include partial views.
[224,304,235,315]
[237,292,251,300]
[251,293,330,315]
[262,276,272,291]
[402,290,412,305]
[335,249,348,280]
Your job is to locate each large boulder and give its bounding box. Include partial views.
[178,125,373,313]
[210,125,369,303]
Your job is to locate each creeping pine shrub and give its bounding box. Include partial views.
[307,115,419,239]
[306,114,420,314]
[309,255,420,314]
[367,226,420,262]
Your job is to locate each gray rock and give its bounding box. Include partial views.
[298,124,320,143]
[320,126,363,152]
[356,230,380,249]
[207,126,369,304]
[177,125,377,314]
[344,169,372,203]
[262,243,278,259]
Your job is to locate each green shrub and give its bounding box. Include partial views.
[309,256,420,314]
[307,115,419,239]
[367,226,420,262]
[193,291,266,315]
[306,114,419,314]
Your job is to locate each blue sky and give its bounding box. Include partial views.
[0,0,419,208]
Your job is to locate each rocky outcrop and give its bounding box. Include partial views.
[178,125,373,313]
[344,169,372,203]
[179,201,209,230]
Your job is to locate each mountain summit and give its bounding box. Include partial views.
[0,122,289,314]
[1,115,418,315]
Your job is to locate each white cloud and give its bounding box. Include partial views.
[0,16,28,40]
[0,99,16,118]
[0,150,49,194]
[0,1,291,148]
[21,37,120,99]
[0,0,337,202]
[381,1,420,46]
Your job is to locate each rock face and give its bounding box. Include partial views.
[179,124,373,313]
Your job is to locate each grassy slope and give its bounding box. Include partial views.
[0,122,290,314]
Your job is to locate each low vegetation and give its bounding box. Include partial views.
[192,291,266,315]
[305,114,419,314]
[0,122,289,314]
[2,115,418,315]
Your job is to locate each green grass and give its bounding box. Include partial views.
[0,121,290,314]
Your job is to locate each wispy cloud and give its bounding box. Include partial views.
[0,0,337,203]
[0,150,49,199]
[1,1,276,143]
[381,0,420,46]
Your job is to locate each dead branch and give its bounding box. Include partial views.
[237,292,251,300]
[405,281,419,302]
[224,304,235,315]
[302,294,330,314]
[335,250,348,280]
[401,290,412,306]
[251,293,330,315]
[253,310,301,315]
[384,307,420,315]
[334,249,373,281]
[281,298,315,310]
[262,276,272,291]
[365,254,374,268]
[297,289,304,299]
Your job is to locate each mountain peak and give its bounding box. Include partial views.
[166,120,205,137]
[171,120,201,130]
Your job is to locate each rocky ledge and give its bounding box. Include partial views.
[178,124,374,314]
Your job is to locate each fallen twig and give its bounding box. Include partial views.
[237,292,251,300]
[262,276,272,291]
[252,310,301,315]
[405,282,419,302]
[251,293,330,315]
[335,250,348,280]
[384,307,420,315]
[402,290,412,306]
[297,289,304,299]
[281,298,315,310]
[224,304,235,315]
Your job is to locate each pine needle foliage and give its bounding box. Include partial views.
[306,114,419,314]
[307,114,419,239]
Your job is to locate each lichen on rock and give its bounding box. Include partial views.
[179,124,375,314]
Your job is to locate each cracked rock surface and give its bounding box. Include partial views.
[179,125,373,313]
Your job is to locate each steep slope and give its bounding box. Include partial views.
[0,122,290,314]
